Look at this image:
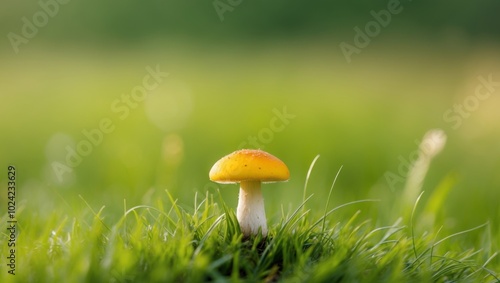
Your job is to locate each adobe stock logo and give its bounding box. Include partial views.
[51,65,169,182]
[7,0,71,54]
[384,129,447,192]
[443,74,499,129]
[339,0,404,63]
[213,0,244,22]
[238,107,296,149]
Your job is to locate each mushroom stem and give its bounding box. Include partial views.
[237,180,267,237]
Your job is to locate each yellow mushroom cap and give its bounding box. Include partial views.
[209,149,290,184]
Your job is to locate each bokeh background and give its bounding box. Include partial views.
[1,1,500,238]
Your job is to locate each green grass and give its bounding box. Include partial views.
[2,164,499,283]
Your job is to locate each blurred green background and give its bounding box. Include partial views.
[1,1,499,236]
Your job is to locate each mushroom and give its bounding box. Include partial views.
[209,149,290,237]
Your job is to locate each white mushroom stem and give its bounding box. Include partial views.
[237,180,268,237]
